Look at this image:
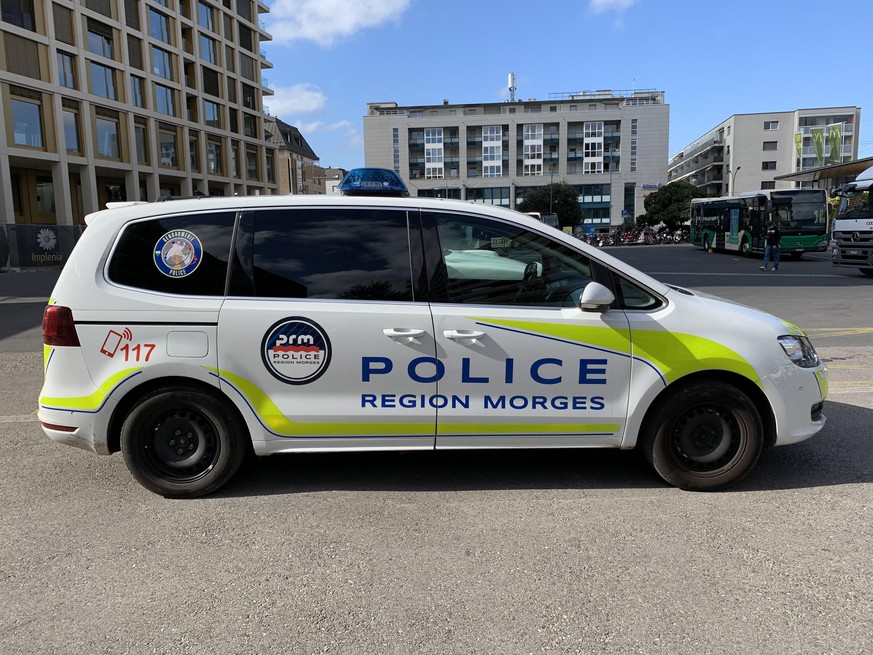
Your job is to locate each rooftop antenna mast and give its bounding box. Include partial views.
[508,72,517,102]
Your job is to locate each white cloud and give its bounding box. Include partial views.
[268,0,411,47]
[295,119,362,150]
[268,83,327,117]
[589,0,637,14]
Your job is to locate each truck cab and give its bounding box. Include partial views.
[831,165,873,278]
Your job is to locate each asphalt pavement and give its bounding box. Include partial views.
[1,247,871,654]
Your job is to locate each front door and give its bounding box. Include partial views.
[424,211,632,449]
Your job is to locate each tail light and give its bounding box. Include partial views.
[43,305,80,347]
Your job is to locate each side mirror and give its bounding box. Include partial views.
[579,282,615,313]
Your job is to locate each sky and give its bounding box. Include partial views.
[262,0,873,170]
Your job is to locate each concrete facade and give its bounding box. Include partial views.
[0,0,278,229]
[668,107,861,196]
[363,90,669,233]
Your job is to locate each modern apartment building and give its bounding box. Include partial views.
[0,0,277,234]
[667,107,861,196]
[364,89,669,233]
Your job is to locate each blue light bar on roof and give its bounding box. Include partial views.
[337,168,409,197]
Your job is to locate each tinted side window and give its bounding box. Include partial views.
[432,213,592,307]
[251,208,414,301]
[107,211,236,296]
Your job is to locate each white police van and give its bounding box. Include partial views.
[39,169,828,497]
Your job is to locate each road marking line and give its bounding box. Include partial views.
[0,297,49,304]
[0,415,39,423]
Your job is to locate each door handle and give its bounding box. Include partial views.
[383,328,426,343]
[443,329,485,343]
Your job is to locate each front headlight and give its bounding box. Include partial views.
[777,335,820,368]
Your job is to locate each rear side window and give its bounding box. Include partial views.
[247,208,415,301]
[107,211,236,296]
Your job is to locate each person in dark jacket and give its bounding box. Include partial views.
[759,221,782,271]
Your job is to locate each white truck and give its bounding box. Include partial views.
[831,165,873,277]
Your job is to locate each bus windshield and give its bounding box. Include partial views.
[769,189,828,232]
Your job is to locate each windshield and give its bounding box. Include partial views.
[770,191,828,231]
[837,190,872,219]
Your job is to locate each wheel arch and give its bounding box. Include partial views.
[638,370,777,450]
[107,376,249,454]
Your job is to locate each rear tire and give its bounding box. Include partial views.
[640,381,763,491]
[740,238,752,257]
[121,387,248,498]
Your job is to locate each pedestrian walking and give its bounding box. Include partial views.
[759,221,782,271]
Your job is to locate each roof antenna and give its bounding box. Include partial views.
[508,72,516,102]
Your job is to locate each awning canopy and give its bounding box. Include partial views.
[775,156,873,185]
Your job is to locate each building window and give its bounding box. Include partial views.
[762,161,777,170]
[2,0,35,30]
[87,21,113,57]
[90,62,117,100]
[5,32,40,79]
[243,113,257,138]
[522,163,542,176]
[149,8,170,43]
[230,142,239,177]
[189,132,200,171]
[425,166,443,179]
[483,125,501,141]
[155,84,175,116]
[95,116,119,158]
[58,51,76,89]
[197,1,213,30]
[761,181,776,190]
[241,83,256,109]
[204,100,220,127]
[207,139,222,174]
[584,141,604,159]
[199,33,218,64]
[764,121,779,131]
[159,130,177,167]
[151,45,173,80]
[246,147,258,179]
[63,108,80,153]
[483,145,501,162]
[266,150,274,183]
[425,128,443,144]
[523,143,542,160]
[130,75,145,108]
[763,141,777,151]
[584,121,603,138]
[10,97,42,147]
[425,147,443,164]
[523,124,543,140]
[134,124,148,164]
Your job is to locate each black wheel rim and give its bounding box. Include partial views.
[669,405,744,474]
[142,408,220,482]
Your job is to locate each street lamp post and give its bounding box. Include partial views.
[729,165,742,195]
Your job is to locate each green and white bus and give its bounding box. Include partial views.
[690,189,829,257]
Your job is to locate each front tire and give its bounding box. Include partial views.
[121,388,248,498]
[640,381,763,491]
[740,238,752,257]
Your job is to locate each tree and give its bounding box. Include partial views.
[641,181,706,232]
[517,183,583,229]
